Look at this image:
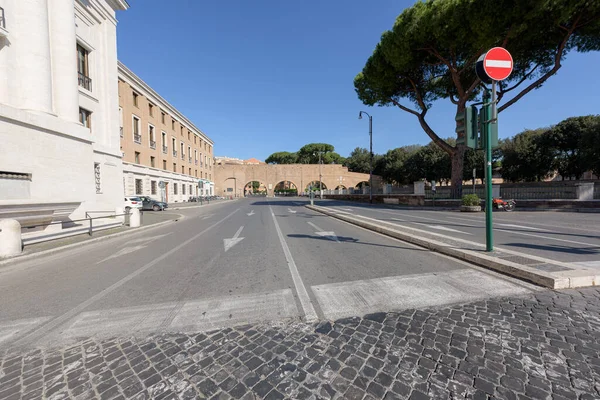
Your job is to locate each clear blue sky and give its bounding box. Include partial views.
[116,1,600,161]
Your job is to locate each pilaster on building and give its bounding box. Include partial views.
[0,0,129,227]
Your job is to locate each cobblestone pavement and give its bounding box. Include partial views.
[2,288,600,399]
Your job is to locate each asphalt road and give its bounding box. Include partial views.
[0,198,539,351]
[313,199,600,265]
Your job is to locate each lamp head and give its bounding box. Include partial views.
[358,112,362,120]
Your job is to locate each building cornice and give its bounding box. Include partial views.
[106,0,129,11]
[118,61,214,146]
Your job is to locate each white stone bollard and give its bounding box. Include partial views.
[130,208,141,228]
[115,207,125,224]
[0,219,22,257]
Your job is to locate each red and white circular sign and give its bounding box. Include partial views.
[483,47,513,81]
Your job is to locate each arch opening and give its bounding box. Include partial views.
[244,180,267,197]
[274,181,298,197]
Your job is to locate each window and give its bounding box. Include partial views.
[77,44,91,90]
[172,137,177,156]
[195,169,197,177]
[150,156,155,168]
[173,163,176,172]
[133,116,141,143]
[79,108,91,129]
[148,103,154,117]
[172,120,175,130]
[194,150,198,164]
[151,181,157,195]
[188,146,192,162]
[149,125,156,149]
[189,185,192,195]
[119,107,123,137]
[163,160,167,170]
[209,145,212,154]
[94,163,101,194]
[181,142,185,159]
[209,174,211,180]
[182,184,186,195]
[204,142,207,151]
[161,112,166,124]
[194,136,197,144]
[181,166,185,174]
[180,126,184,136]
[188,132,191,140]
[133,92,139,107]
[135,179,143,195]
[161,132,167,153]
[189,167,191,175]
[174,183,178,195]
[135,152,140,164]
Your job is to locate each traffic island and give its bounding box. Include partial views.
[306,204,599,289]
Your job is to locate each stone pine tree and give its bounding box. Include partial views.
[354,0,600,196]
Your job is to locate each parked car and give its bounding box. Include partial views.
[124,196,143,212]
[137,196,168,211]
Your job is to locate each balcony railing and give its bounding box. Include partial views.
[162,145,168,154]
[134,134,141,144]
[150,140,156,149]
[173,150,178,157]
[181,154,185,160]
[78,72,92,91]
[120,127,123,137]
[189,157,192,163]
[195,160,198,165]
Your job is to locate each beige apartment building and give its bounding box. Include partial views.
[118,62,214,202]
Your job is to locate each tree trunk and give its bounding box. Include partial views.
[451,145,466,198]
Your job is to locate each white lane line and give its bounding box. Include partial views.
[269,206,319,323]
[11,208,241,347]
[495,228,598,247]
[425,225,472,235]
[496,223,542,231]
[307,222,340,243]
[311,269,532,321]
[127,233,173,245]
[446,215,599,234]
[391,218,406,222]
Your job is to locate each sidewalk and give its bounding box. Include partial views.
[307,205,600,289]
[2,288,599,399]
[0,211,182,266]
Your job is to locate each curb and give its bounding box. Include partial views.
[306,205,599,289]
[0,214,184,267]
[168,199,238,211]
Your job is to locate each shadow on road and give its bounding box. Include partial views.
[504,242,600,255]
[286,233,427,251]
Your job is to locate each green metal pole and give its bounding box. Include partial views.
[484,85,494,252]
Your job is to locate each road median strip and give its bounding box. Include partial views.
[306,205,599,289]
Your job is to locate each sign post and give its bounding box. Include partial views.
[476,47,513,252]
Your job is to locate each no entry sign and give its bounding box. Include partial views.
[482,47,513,81]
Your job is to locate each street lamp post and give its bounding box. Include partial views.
[313,151,323,200]
[358,111,373,203]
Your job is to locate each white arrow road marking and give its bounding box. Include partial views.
[201,214,214,220]
[97,245,149,264]
[288,208,297,214]
[425,225,472,235]
[247,210,255,216]
[224,226,245,252]
[307,221,340,242]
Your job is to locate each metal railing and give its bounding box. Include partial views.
[188,157,192,163]
[595,183,600,200]
[134,134,141,144]
[0,7,6,30]
[78,72,92,91]
[500,186,577,200]
[173,150,178,157]
[16,210,135,239]
[162,145,168,154]
[150,140,156,149]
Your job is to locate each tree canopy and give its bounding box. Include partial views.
[265,151,298,164]
[265,143,345,165]
[355,0,600,194]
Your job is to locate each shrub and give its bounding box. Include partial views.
[461,194,480,206]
